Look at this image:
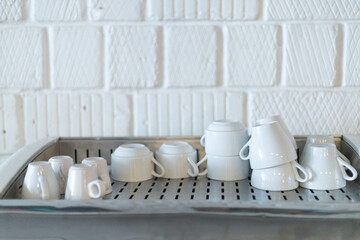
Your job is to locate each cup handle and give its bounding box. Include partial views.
[187,157,199,177]
[337,157,358,181]
[151,156,165,177]
[239,140,251,160]
[200,135,205,147]
[291,161,309,183]
[88,180,106,199]
[38,175,50,200]
[100,174,111,190]
[337,150,351,164]
[196,155,208,176]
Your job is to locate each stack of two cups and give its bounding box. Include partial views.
[240,116,309,191]
[197,120,249,181]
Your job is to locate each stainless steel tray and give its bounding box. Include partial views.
[1,135,360,239]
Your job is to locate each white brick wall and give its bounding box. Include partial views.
[1,0,360,153]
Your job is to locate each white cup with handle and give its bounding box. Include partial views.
[200,120,248,156]
[196,155,249,181]
[300,143,358,190]
[82,157,112,195]
[49,156,74,194]
[65,164,106,200]
[155,142,199,179]
[254,115,297,150]
[111,144,165,182]
[239,121,297,169]
[22,161,60,200]
[300,135,350,164]
[251,161,309,191]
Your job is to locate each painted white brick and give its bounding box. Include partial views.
[34,0,83,21]
[267,0,360,20]
[0,0,23,22]
[226,25,280,87]
[0,94,24,153]
[23,92,131,144]
[0,27,43,89]
[344,24,360,86]
[107,26,160,88]
[88,0,144,21]
[134,91,226,136]
[166,26,218,87]
[249,90,360,135]
[226,91,247,126]
[146,0,259,20]
[51,26,102,89]
[285,24,338,87]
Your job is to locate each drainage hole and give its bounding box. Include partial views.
[168,178,171,181]
[299,196,303,201]
[346,195,352,200]
[207,188,210,193]
[325,190,329,193]
[98,149,101,157]
[114,194,119,199]
[144,194,149,200]
[110,149,113,154]
[162,188,167,193]
[119,188,124,193]
[192,188,195,193]
[283,196,287,200]
[148,188,152,193]
[179,182,183,187]
[151,182,156,187]
[235,182,239,187]
[221,182,224,187]
[165,182,169,187]
[111,182,115,186]
[86,149,89,157]
[330,195,335,200]
[154,177,158,181]
[340,189,345,193]
[194,177,198,181]
[252,195,256,200]
[221,195,225,200]
[248,176,251,180]
[295,189,299,193]
[190,195,194,200]
[314,196,319,201]
[206,195,209,200]
[236,189,239,193]
[137,182,142,187]
[266,190,269,193]
[160,195,164,200]
[280,191,284,193]
[250,188,254,193]
[193,182,196,187]
[267,195,271,200]
[133,188,138,193]
[207,182,211,187]
[175,195,179,200]
[237,195,240,200]
[221,188,224,193]
[177,188,181,193]
[248,182,252,187]
[310,189,314,194]
[181,178,184,181]
[123,182,128,187]
[129,194,134,199]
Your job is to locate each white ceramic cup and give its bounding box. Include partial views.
[196,155,250,181]
[111,144,165,182]
[200,120,248,156]
[300,143,358,190]
[22,161,60,200]
[155,142,199,179]
[300,135,350,164]
[49,156,74,194]
[255,115,297,150]
[239,121,297,169]
[65,164,106,200]
[251,161,309,191]
[82,157,112,195]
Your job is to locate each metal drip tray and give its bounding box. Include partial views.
[2,135,360,239]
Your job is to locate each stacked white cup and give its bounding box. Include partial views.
[240,116,309,191]
[197,120,249,181]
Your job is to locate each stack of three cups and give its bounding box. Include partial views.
[197,120,249,181]
[240,116,309,191]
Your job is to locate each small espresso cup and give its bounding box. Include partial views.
[300,143,358,190]
[155,142,199,179]
[49,156,74,194]
[300,135,350,164]
[200,120,248,156]
[251,161,309,191]
[65,164,106,200]
[111,144,165,182]
[254,115,297,150]
[196,155,249,181]
[82,157,112,194]
[239,121,297,169]
[22,161,60,200]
